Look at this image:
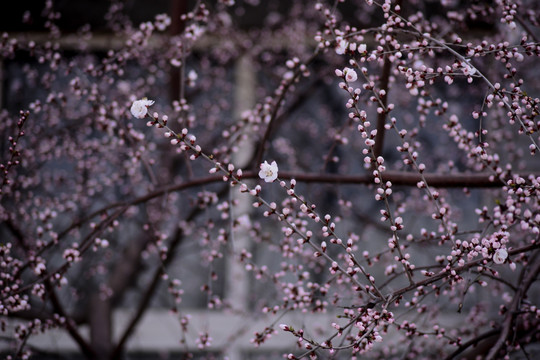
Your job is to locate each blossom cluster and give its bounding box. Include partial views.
[1,1,540,360]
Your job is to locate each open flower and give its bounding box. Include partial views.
[130,98,155,119]
[343,67,358,82]
[259,160,278,183]
[493,248,508,264]
[462,62,476,76]
[335,37,349,55]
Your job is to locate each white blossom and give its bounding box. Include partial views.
[188,70,198,87]
[343,67,358,82]
[335,37,349,55]
[259,160,278,183]
[493,248,508,264]
[462,63,476,76]
[130,99,155,119]
[358,43,367,53]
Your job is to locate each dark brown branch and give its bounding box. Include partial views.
[4,217,30,252]
[277,170,508,187]
[10,206,130,299]
[46,168,533,254]
[391,242,540,300]
[445,329,500,360]
[373,54,391,158]
[5,308,53,322]
[253,50,320,169]
[14,174,220,278]
[43,278,96,359]
[109,184,227,359]
[9,168,532,282]
[107,234,150,305]
[128,169,524,189]
[109,227,185,360]
[515,15,539,43]
[168,0,188,101]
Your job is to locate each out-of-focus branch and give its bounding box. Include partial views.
[253,50,321,169]
[43,278,96,359]
[8,168,531,284]
[444,329,500,360]
[9,206,129,299]
[4,217,30,252]
[109,184,228,359]
[515,15,539,43]
[485,250,540,360]
[0,111,28,199]
[168,0,188,101]
[373,54,391,159]
[107,234,150,305]
[109,227,185,359]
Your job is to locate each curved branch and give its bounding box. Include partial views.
[109,184,228,359]
[444,329,500,360]
[43,278,96,359]
[253,50,321,169]
[391,242,540,300]
[515,15,539,43]
[10,168,536,281]
[109,227,186,359]
[485,250,540,360]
